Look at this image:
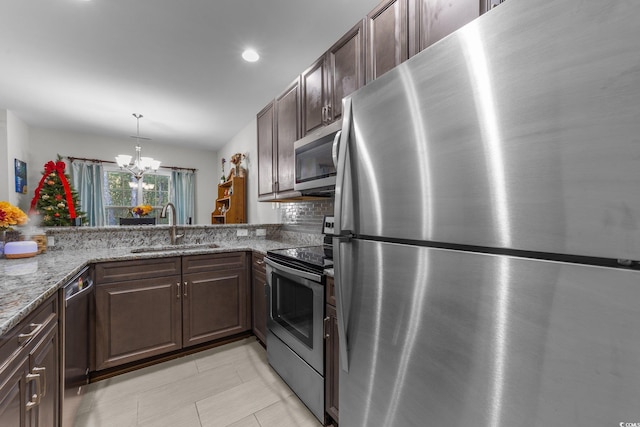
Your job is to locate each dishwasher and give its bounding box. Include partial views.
[62,266,94,427]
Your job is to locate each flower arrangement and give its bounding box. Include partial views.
[131,204,153,217]
[230,153,246,177]
[0,201,29,231]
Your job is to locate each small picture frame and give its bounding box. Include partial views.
[15,159,27,194]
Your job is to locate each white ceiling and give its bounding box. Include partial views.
[0,0,380,151]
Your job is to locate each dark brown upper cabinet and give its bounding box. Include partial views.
[274,77,301,196]
[257,101,275,199]
[409,0,480,56]
[302,20,365,135]
[256,77,301,201]
[301,56,327,135]
[365,0,409,83]
[328,19,366,121]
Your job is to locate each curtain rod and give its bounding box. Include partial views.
[65,156,197,173]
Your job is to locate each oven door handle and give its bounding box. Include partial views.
[264,257,322,284]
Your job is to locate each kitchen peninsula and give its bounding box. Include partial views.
[1,224,321,336]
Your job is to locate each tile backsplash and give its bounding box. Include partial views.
[278,199,334,233]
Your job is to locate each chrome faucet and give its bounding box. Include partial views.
[160,202,184,245]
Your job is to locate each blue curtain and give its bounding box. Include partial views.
[71,161,105,226]
[171,170,195,224]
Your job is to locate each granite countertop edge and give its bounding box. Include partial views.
[0,239,301,336]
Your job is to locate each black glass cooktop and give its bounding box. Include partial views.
[267,245,333,275]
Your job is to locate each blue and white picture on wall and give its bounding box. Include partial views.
[15,158,27,194]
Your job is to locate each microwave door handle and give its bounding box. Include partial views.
[332,130,341,168]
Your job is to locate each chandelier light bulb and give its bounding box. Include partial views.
[115,113,161,180]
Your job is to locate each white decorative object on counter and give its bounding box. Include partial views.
[4,240,38,259]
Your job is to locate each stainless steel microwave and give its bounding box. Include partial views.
[293,119,341,195]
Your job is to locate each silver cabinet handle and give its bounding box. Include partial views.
[32,367,47,397]
[176,282,181,299]
[26,373,41,410]
[18,323,44,344]
[324,316,330,339]
[256,259,265,265]
[326,105,332,123]
[184,281,188,297]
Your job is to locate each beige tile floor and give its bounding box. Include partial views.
[74,338,323,427]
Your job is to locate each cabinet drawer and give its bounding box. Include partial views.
[326,276,336,307]
[252,252,266,274]
[182,252,247,275]
[95,257,181,283]
[0,293,58,369]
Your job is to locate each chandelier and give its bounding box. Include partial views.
[115,113,161,180]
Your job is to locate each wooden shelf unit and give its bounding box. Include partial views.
[212,176,246,224]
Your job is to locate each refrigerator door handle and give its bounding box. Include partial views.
[334,97,353,236]
[334,235,350,373]
[331,130,341,168]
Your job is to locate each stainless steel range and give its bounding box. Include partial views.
[265,245,332,422]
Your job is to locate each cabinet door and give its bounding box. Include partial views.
[28,326,58,427]
[183,267,250,347]
[257,101,275,198]
[0,359,29,427]
[302,56,328,135]
[411,0,479,55]
[366,0,409,83]
[325,303,339,424]
[251,253,267,345]
[328,19,365,121]
[274,78,301,194]
[95,276,183,370]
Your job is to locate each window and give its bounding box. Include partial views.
[103,166,171,225]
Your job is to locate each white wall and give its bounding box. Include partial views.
[0,110,30,211]
[216,118,279,224]
[7,112,30,211]
[0,109,8,203]
[29,127,218,224]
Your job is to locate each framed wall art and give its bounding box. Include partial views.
[15,158,27,194]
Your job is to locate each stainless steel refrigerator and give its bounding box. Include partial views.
[333,1,640,426]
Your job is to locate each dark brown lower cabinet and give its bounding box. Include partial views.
[95,275,183,370]
[325,276,339,426]
[0,358,30,426]
[0,294,59,427]
[251,253,267,345]
[183,252,250,347]
[29,325,59,427]
[95,253,250,371]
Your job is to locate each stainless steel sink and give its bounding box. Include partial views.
[130,243,219,253]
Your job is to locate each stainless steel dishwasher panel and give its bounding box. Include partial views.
[62,266,93,427]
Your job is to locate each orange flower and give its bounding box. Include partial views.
[0,201,29,230]
[131,204,153,217]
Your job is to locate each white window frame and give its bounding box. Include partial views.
[103,165,172,225]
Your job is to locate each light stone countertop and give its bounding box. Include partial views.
[0,239,302,336]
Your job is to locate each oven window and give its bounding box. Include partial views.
[272,273,314,348]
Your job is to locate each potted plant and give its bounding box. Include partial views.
[119,204,156,225]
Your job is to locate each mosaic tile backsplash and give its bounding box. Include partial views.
[278,199,334,233]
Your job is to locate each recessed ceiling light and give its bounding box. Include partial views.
[242,49,260,63]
